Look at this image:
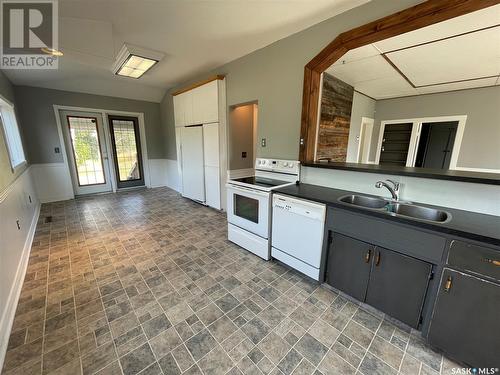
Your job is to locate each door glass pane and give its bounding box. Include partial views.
[234,194,259,223]
[68,116,105,185]
[111,120,141,181]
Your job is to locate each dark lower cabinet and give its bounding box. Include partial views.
[366,247,432,328]
[428,268,500,368]
[326,232,432,328]
[326,233,372,301]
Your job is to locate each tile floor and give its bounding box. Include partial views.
[2,187,460,375]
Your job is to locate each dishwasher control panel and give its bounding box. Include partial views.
[273,194,326,221]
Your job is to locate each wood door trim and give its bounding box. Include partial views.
[172,74,225,96]
[299,0,500,162]
[108,115,144,186]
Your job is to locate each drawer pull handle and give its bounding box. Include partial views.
[444,276,452,292]
[375,251,381,266]
[364,249,371,263]
[483,258,500,266]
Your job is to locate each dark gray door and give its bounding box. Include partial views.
[415,121,458,169]
[428,269,500,368]
[379,123,413,166]
[108,115,145,189]
[326,232,372,301]
[365,247,432,328]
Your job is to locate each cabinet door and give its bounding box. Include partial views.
[173,94,184,127]
[183,91,194,126]
[366,247,432,328]
[198,80,219,123]
[180,126,205,202]
[326,233,372,301]
[428,269,500,368]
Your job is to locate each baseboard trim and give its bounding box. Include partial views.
[0,201,40,371]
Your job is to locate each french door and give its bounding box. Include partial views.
[108,115,145,188]
[61,110,113,195]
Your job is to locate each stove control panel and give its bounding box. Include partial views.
[255,158,300,175]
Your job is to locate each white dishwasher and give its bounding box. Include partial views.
[271,193,326,280]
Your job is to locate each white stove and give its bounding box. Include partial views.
[226,158,300,260]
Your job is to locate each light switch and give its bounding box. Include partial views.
[54,147,60,153]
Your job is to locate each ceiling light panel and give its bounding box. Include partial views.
[113,43,164,79]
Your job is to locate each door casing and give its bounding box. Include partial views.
[60,110,113,196]
[108,115,145,189]
[53,105,152,198]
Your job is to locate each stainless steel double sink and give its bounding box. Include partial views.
[338,194,451,223]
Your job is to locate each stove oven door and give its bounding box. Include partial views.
[226,184,270,238]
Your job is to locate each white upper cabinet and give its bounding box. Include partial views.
[173,94,184,127]
[195,80,219,124]
[174,79,220,127]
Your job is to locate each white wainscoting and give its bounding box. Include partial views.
[165,159,181,192]
[301,166,500,216]
[31,163,74,203]
[147,159,181,192]
[0,167,40,370]
[149,159,169,188]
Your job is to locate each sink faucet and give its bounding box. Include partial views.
[375,179,400,201]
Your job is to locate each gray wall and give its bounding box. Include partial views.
[229,104,255,170]
[160,89,177,160]
[372,86,500,169]
[0,71,27,192]
[160,0,423,161]
[14,86,164,164]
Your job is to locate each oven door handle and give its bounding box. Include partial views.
[227,184,269,197]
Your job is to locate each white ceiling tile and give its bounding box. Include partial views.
[374,4,500,53]
[386,27,500,87]
[331,44,380,66]
[415,77,498,95]
[326,54,395,86]
[355,74,417,99]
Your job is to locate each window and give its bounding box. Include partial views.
[0,98,25,169]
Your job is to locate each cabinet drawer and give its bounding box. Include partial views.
[448,240,500,281]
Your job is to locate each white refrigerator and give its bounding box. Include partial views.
[180,123,221,209]
[180,126,205,202]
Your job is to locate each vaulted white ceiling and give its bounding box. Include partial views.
[326,4,500,100]
[2,0,369,102]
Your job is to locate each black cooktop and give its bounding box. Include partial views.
[233,176,290,188]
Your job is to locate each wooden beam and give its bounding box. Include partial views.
[172,75,225,96]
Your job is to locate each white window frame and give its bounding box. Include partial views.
[0,96,26,171]
[375,115,467,170]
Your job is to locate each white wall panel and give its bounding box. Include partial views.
[31,163,74,203]
[0,167,40,370]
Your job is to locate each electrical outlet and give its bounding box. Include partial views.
[261,138,266,147]
[28,195,32,203]
[242,152,247,158]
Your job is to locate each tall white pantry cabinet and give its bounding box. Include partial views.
[173,77,227,210]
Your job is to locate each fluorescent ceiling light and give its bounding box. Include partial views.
[112,43,164,79]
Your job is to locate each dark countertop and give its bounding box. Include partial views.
[274,183,500,247]
[302,162,500,185]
